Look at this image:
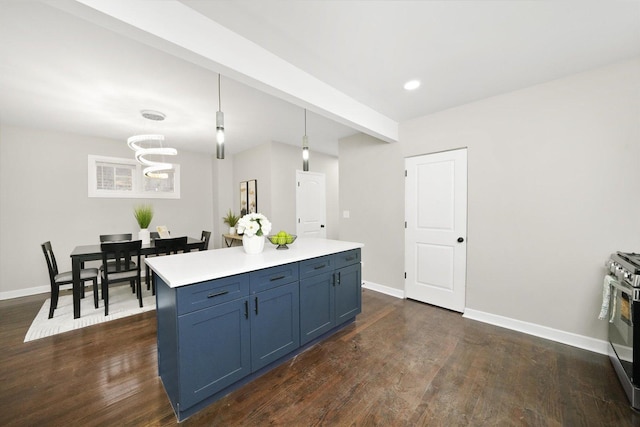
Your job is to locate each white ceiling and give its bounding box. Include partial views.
[1,1,639,157]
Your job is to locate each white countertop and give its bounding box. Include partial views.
[145,238,363,288]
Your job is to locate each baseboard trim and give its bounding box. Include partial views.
[0,285,50,300]
[463,308,609,355]
[362,281,404,299]
[2,281,609,356]
[1,272,150,301]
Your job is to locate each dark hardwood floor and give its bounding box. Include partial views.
[1,288,637,426]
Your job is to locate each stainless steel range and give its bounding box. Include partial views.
[606,252,640,409]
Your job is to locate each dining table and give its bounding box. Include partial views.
[69,236,205,318]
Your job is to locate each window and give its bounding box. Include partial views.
[96,162,135,192]
[144,169,176,193]
[88,155,180,199]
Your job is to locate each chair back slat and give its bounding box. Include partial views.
[200,230,211,251]
[41,241,59,279]
[100,233,132,242]
[154,236,188,256]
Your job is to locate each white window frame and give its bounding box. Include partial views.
[88,155,180,199]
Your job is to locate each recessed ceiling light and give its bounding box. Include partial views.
[403,80,421,91]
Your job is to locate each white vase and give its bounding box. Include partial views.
[138,228,151,245]
[229,226,236,235]
[242,234,265,254]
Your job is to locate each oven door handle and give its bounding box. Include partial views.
[610,278,640,302]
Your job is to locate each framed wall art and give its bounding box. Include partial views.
[240,179,257,216]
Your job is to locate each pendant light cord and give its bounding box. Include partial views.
[218,74,221,110]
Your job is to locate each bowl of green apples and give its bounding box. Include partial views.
[267,231,297,250]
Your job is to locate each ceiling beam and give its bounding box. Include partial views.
[68,0,399,143]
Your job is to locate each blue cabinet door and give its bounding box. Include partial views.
[299,271,335,345]
[251,282,300,371]
[335,263,362,325]
[178,298,250,410]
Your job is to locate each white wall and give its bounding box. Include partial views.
[340,58,640,342]
[339,134,405,290]
[0,125,215,297]
[234,142,273,219]
[233,141,340,238]
[211,156,234,248]
[270,142,339,239]
[0,127,341,298]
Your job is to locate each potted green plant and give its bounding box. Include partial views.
[134,204,154,244]
[222,209,240,235]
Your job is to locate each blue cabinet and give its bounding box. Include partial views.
[155,248,360,421]
[335,262,362,324]
[249,262,300,371]
[250,281,300,371]
[300,271,335,345]
[250,262,298,294]
[157,273,251,413]
[178,297,251,410]
[299,249,362,345]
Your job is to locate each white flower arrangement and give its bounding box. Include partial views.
[236,213,272,237]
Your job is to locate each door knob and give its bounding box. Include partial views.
[457,237,464,243]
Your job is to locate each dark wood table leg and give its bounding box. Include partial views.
[72,256,82,319]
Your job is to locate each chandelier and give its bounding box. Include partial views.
[127,110,177,179]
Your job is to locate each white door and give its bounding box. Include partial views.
[405,148,467,312]
[296,171,327,238]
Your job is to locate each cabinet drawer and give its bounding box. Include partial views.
[250,262,298,294]
[299,254,335,279]
[334,249,361,269]
[177,274,250,315]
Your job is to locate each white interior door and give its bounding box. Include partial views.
[405,149,467,312]
[296,171,326,238]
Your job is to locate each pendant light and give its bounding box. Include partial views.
[302,109,309,171]
[216,74,225,159]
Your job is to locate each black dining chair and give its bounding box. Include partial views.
[200,230,211,251]
[100,233,136,292]
[154,236,189,256]
[41,241,99,318]
[100,240,142,316]
[145,230,170,290]
[149,236,190,294]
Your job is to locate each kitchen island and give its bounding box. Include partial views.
[146,238,363,421]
